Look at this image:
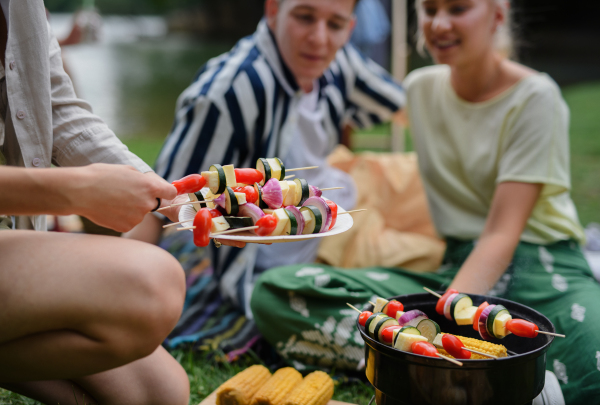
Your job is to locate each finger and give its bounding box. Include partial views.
[219,239,246,248]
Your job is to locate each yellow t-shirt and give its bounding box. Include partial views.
[404,65,585,244]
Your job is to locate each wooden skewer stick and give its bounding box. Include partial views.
[536,330,566,338]
[463,348,498,359]
[436,353,463,366]
[286,166,319,172]
[346,303,362,313]
[157,200,212,212]
[423,287,443,298]
[339,209,368,215]
[176,225,259,234]
[320,187,344,191]
[163,220,193,228]
[369,301,376,306]
[211,226,258,236]
[284,174,296,180]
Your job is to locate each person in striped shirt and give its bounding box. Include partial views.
[126,0,405,349]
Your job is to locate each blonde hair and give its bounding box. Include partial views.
[415,0,516,59]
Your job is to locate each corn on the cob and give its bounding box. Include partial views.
[251,367,303,405]
[284,371,334,405]
[437,334,507,359]
[216,365,272,405]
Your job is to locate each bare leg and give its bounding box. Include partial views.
[1,347,189,405]
[0,231,186,381]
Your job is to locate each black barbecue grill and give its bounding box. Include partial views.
[359,293,556,405]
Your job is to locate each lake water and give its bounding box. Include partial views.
[49,13,234,140]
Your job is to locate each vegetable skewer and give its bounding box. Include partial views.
[422,287,566,339]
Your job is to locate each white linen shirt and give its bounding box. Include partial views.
[0,1,151,231]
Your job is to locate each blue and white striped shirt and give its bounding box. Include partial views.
[155,20,405,314]
[155,20,405,183]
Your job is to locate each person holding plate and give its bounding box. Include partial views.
[0,2,189,403]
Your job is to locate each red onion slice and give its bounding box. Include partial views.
[443,293,459,320]
[238,203,265,234]
[478,304,496,341]
[284,205,305,235]
[302,196,331,232]
[397,310,428,326]
[309,185,322,198]
[212,193,226,209]
[261,178,283,209]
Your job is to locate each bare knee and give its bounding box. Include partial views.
[100,242,185,362]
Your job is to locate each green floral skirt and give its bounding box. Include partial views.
[250,239,600,404]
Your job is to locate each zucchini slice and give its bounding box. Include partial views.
[415,319,441,343]
[284,208,298,236]
[294,178,310,206]
[187,191,207,212]
[211,216,230,233]
[275,157,286,180]
[224,187,239,216]
[300,206,322,234]
[487,305,511,339]
[257,158,272,186]
[365,312,386,336]
[209,164,227,194]
[224,216,254,229]
[374,317,399,344]
[266,158,283,181]
[254,183,269,209]
[450,293,473,321]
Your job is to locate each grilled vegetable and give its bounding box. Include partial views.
[382,300,404,318]
[374,316,399,344]
[487,305,511,339]
[251,367,303,405]
[358,311,373,327]
[435,288,458,315]
[173,174,206,195]
[284,371,334,405]
[372,297,389,314]
[455,305,478,326]
[411,341,439,358]
[225,217,254,229]
[414,318,441,343]
[448,293,473,321]
[211,216,231,233]
[433,333,508,359]
[398,310,428,326]
[224,187,240,216]
[299,206,321,234]
[294,178,310,206]
[393,332,428,352]
[478,305,496,340]
[365,312,387,337]
[505,319,539,338]
[207,164,227,194]
[216,364,271,405]
[442,334,471,359]
[473,302,489,331]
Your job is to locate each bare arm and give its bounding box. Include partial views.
[448,182,543,294]
[0,164,176,233]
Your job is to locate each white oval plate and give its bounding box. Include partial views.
[178,201,353,244]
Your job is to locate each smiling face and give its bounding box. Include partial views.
[417,0,506,67]
[266,0,356,92]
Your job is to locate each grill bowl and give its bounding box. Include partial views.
[360,293,555,405]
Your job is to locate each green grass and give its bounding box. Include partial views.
[3,81,597,405]
[0,350,374,405]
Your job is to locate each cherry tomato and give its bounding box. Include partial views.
[255,214,278,236]
[411,341,439,358]
[435,288,458,315]
[473,301,490,331]
[381,325,402,344]
[358,311,373,327]
[385,300,404,318]
[325,200,338,230]
[172,174,206,195]
[208,209,223,218]
[234,168,263,185]
[442,334,471,359]
[233,185,258,204]
[505,319,539,338]
[192,208,212,247]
